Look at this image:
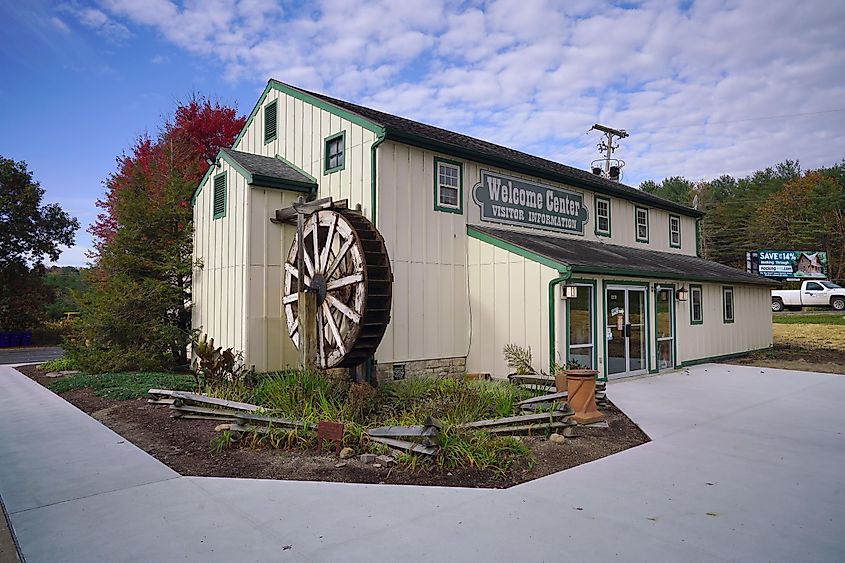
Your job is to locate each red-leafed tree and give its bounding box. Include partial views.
[72,96,245,372]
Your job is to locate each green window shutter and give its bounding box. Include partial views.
[264,100,278,144]
[213,172,226,219]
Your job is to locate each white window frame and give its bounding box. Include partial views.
[434,158,462,213]
[669,215,681,248]
[595,197,611,237]
[722,286,734,323]
[690,285,703,324]
[635,206,649,243]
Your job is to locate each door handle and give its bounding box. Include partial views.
[624,324,632,338]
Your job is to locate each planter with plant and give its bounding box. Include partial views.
[552,361,603,424]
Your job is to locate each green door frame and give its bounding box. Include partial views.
[601,279,652,378]
[654,283,679,371]
[564,278,600,379]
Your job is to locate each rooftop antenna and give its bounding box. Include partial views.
[589,124,628,181]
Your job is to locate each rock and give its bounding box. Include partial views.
[59,370,81,375]
[214,424,231,432]
[339,447,354,459]
[359,453,376,464]
[45,372,64,378]
[334,462,347,468]
[549,433,566,444]
[375,455,395,467]
[373,463,383,468]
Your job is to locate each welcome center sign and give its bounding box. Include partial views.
[472,170,588,235]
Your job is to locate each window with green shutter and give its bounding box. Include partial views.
[264,100,278,144]
[213,172,226,219]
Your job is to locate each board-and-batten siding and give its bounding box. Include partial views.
[466,236,559,378]
[192,160,248,356]
[675,283,772,363]
[233,88,376,218]
[376,142,468,364]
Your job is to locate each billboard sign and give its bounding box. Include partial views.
[748,250,828,279]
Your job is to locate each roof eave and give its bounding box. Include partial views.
[384,128,704,219]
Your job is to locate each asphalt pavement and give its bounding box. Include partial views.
[0,347,63,365]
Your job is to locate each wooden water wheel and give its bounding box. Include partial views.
[282,207,392,368]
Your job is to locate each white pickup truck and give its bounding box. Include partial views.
[771,280,845,312]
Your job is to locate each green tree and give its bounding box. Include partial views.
[0,156,78,330]
[70,98,244,372]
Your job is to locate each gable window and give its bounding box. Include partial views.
[669,215,681,248]
[595,196,611,237]
[212,172,226,219]
[690,284,703,325]
[635,206,649,243]
[264,100,278,144]
[324,131,345,174]
[722,286,734,323]
[434,157,463,213]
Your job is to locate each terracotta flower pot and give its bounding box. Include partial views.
[564,369,605,424]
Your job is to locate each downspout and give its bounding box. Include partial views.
[365,129,387,385]
[369,130,387,225]
[547,267,573,372]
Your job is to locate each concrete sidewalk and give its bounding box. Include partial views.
[1,363,844,562]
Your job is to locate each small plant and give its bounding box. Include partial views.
[191,334,254,388]
[210,430,232,454]
[503,344,536,375]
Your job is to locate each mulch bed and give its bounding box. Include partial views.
[723,344,845,375]
[18,364,649,489]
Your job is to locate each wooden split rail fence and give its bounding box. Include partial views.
[507,375,609,408]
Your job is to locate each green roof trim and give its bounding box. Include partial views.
[467,226,570,272]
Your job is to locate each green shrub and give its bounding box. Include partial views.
[39,356,79,373]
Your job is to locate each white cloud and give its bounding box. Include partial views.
[64,5,132,42]
[93,0,845,184]
[50,16,71,33]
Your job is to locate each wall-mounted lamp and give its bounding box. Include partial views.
[561,285,578,299]
[677,287,689,302]
[206,157,221,168]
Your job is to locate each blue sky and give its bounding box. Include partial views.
[1,0,844,266]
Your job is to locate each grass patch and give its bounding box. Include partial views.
[206,370,539,475]
[49,372,196,400]
[772,314,845,325]
[773,323,845,352]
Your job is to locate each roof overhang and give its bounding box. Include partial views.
[468,225,778,286]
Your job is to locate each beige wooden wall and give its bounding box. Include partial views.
[376,141,469,364]
[675,282,773,363]
[192,160,249,355]
[465,236,560,377]
[246,188,299,372]
[233,87,377,217]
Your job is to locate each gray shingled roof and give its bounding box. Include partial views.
[221,148,316,190]
[285,82,702,218]
[472,225,777,286]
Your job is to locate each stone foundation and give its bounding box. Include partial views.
[375,357,467,383]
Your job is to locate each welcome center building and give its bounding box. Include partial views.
[192,79,775,381]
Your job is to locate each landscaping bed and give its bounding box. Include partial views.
[18,364,648,489]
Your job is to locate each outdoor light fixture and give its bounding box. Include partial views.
[561,285,578,299]
[677,287,689,301]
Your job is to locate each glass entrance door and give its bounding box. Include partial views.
[606,286,647,377]
[655,287,675,370]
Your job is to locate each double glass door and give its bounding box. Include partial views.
[606,287,646,377]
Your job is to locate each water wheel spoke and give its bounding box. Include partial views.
[284,262,311,286]
[325,237,353,280]
[316,305,326,367]
[311,216,321,273]
[322,302,346,355]
[282,293,299,305]
[326,273,363,291]
[289,316,299,337]
[319,213,338,274]
[326,294,361,324]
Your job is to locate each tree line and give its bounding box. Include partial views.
[641,160,845,283]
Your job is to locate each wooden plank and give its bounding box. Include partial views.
[235,412,312,429]
[173,413,237,422]
[171,404,241,418]
[507,374,555,386]
[423,416,443,429]
[487,421,576,435]
[147,398,176,405]
[367,425,438,438]
[369,436,438,456]
[148,388,177,398]
[517,391,568,406]
[169,391,260,412]
[460,410,572,429]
